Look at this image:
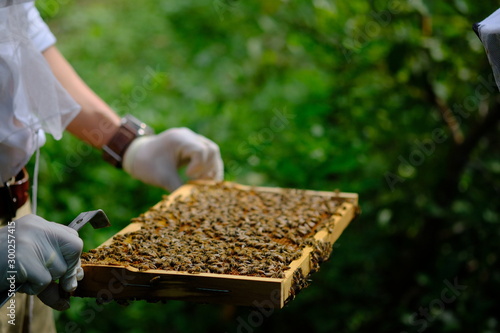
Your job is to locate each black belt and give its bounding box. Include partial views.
[0,168,29,221]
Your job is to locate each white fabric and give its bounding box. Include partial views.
[0,214,84,311]
[476,8,500,91]
[0,2,80,183]
[0,0,31,8]
[24,2,57,52]
[123,127,224,192]
[0,2,56,51]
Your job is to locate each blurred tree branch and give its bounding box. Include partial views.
[423,74,500,205]
[440,97,500,204]
[423,78,465,145]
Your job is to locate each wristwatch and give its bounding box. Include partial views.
[102,115,154,168]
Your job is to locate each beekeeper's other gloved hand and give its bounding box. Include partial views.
[123,127,224,192]
[0,214,84,311]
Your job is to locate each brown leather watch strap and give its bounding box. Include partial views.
[102,115,154,168]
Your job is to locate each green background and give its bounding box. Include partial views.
[30,0,500,332]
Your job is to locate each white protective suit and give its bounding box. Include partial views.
[0,1,80,184]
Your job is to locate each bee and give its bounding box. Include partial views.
[187,267,201,274]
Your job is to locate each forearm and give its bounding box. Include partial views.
[42,45,120,148]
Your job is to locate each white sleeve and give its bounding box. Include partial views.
[0,0,31,7]
[23,2,56,52]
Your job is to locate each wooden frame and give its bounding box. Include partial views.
[74,182,359,308]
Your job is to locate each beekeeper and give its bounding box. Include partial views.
[0,1,223,332]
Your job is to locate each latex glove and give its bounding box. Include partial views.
[123,127,224,192]
[0,214,84,310]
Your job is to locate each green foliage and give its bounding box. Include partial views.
[30,0,500,332]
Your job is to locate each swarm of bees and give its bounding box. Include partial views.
[81,183,347,283]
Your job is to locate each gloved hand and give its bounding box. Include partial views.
[123,127,224,192]
[0,214,84,311]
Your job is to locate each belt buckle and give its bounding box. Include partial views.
[9,168,29,188]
